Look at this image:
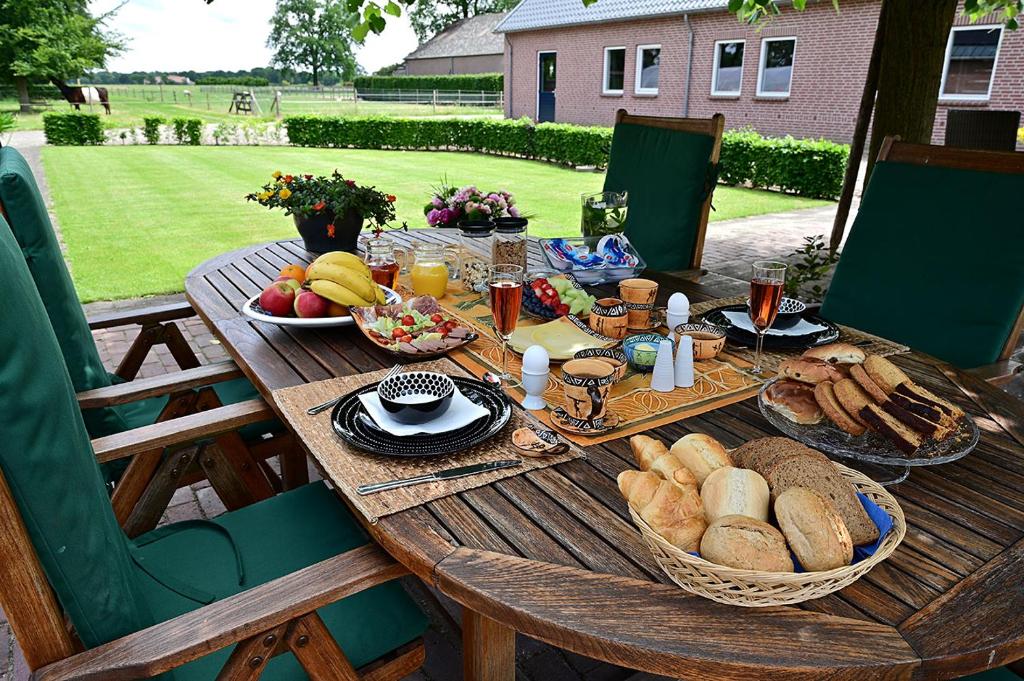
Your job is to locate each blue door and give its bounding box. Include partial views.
[538,52,556,123]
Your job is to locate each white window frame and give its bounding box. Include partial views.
[634,44,661,96]
[602,46,626,95]
[756,36,797,98]
[711,39,745,96]
[939,24,1003,102]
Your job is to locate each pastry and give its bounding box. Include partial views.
[700,466,770,523]
[778,357,847,385]
[801,343,866,365]
[763,379,824,425]
[618,469,706,552]
[669,433,732,488]
[863,355,911,394]
[849,363,891,404]
[832,378,874,429]
[763,452,879,545]
[774,487,854,571]
[699,515,794,572]
[814,381,867,436]
[859,404,924,454]
[629,434,695,487]
[892,381,965,422]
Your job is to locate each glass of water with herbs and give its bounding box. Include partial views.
[580,191,628,238]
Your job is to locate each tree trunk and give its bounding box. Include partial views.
[312,64,320,87]
[866,0,957,180]
[15,77,32,114]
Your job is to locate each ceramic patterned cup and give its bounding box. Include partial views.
[674,322,727,360]
[561,358,616,422]
[573,347,628,381]
[588,297,628,339]
[619,278,659,330]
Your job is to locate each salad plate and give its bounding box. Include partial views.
[242,286,400,328]
[350,296,478,357]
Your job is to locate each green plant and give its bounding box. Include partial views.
[719,129,847,199]
[196,75,270,86]
[784,234,841,303]
[0,111,15,135]
[352,73,503,92]
[41,112,104,145]
[142,116,164,144]
[212,122,238,145]
[171,117,202,145]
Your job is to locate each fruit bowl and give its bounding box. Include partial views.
[523,273,596,321]
[242,286,400,328]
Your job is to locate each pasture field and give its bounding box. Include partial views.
[41,145,828,301]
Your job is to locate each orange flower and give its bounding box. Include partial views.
[326,224,336,238]
[313,201,326,211]
[386,194,396,203]
[284,174,294,183]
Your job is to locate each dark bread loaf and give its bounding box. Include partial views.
[764,452,879,546]
[732,437,815,477]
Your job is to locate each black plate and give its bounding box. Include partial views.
[700,304,840,349]
[330,376,512,457]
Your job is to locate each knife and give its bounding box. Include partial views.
[356,459,521,496]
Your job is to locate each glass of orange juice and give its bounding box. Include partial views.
[410,243,460,299]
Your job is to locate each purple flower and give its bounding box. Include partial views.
[487,193,501,202]
[426,208,441,225]
[478,204,492,215]
[431,196,445,208]
[508,206,520,218]
[437,208,454,224]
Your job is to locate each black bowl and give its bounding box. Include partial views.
[377,371,456,424]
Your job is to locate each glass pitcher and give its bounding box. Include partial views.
[410,242,461,299]
[363,237,408,291]
[581,191,628,237]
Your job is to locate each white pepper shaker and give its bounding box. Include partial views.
[650,339,676,393]
[674,334,695,388]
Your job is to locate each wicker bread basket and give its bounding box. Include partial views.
[629,461,906,607]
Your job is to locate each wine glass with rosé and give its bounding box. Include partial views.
[488,264,524,387]
[748,261,787,374]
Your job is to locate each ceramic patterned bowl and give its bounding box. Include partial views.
[623,333,671,372]
[378,371,455,424]
[746,297,807,319]
[573,347,628,381]
[674,322,727,360]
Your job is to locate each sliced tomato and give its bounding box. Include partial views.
[391,327,406,339]
[401,314,415,326]
[430,313,444,323]
[400,335,413,344]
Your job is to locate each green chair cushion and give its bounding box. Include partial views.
[961,668,1021,680]
[602,122,715,271]
[820,160,1024,368]
[132,481,428,679]
[0,146,126,437]
[0,215,157,647]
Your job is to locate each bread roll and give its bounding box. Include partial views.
[763,379,824,425]
[801,343,866,365]
[618,469,706,552]
[778,358,847,385]
[774,487,853,571]
[699,515,794,572]
[700,466,770,523]
[670,433,732,488]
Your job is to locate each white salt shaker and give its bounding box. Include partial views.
[674,334,695,388]
[666,292,690,342]
[650,339,676,393]
[521,344,550,410]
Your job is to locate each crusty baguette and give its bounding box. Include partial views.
[669,433,732,488]
[775,487,853,571]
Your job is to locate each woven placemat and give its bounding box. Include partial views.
[690,296,910,374]
[272,358,583,522]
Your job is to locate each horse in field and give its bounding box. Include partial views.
[51,78,111,114]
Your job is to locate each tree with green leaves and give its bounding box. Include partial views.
[408,0,520,42]
[0,0,123,113]
[268,0,360,87]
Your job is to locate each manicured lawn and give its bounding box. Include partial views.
[41,146,830,301]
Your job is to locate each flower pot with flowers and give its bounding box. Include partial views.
[424,183,521,229]
[247,170,400,253]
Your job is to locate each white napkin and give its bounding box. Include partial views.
[358,387,490,436]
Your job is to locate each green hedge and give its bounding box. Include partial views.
[284,116,846,198]
[352,74,502,92]
[142,116,164,144]
[171,117,203,145]
[197,76,269,86]
[42,112,104,146]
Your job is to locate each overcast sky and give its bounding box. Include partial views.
[88,0,419,74]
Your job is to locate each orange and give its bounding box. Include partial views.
[326,302,350,317]
[279,264,307,282]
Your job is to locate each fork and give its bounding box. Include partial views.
[307,364,401,416]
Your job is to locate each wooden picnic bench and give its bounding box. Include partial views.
[184,232,1024,680]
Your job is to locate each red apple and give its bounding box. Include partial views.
[259,281,296,316]
[274,276,302,291]
[294,290,329,318]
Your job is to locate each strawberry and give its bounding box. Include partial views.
[555,303,570,316]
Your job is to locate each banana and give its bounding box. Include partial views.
[309,279,375,307]
[375,283,386,304]
[311,251,370,275]
[305,262,378,303]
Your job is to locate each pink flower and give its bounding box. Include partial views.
[478,204,492,215]
[426,209,441,225]
[508,206,521,218]
[431,196,445,208]
[437,208,454,224]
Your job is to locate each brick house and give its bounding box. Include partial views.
[401,12,506,76]
[495,0,1024,144]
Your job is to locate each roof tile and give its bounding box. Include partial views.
[496,0,728,33]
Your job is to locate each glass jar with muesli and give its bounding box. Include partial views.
[492,217,528,273]
[457,220,495,293]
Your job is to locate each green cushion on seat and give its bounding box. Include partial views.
[960,668,1022,680]
[602,122,715,271]
[820,160,1024,368]
[133,481,428,679]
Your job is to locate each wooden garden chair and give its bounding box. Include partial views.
[602,109,725,274]
[0,146,306,536]
[820,136,1024,383]
[0,217,428,681]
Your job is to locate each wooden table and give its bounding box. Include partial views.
[185,232,1024,681]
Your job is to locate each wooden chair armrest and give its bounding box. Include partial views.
[91,399,273,464]
[86,301,196,330]
[965,358,1022,386]
[77,362,243,409]
[32,544,409,681]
